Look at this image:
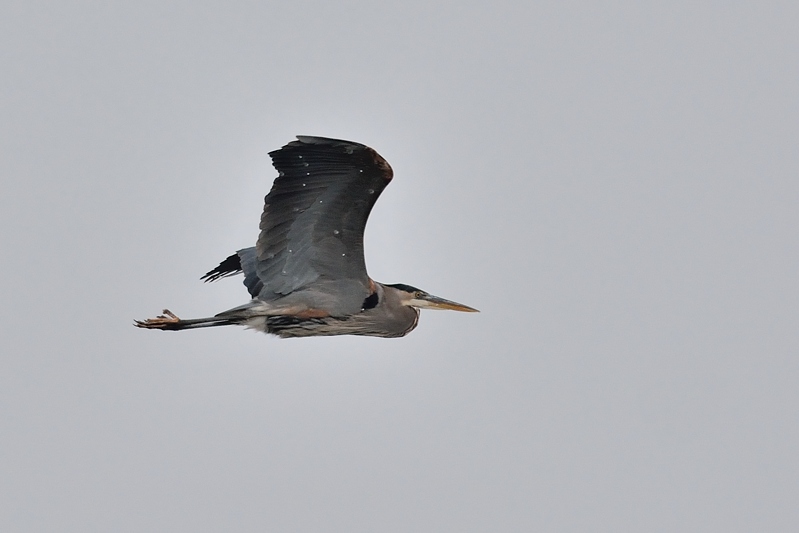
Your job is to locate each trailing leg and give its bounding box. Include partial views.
[134,309,238,331]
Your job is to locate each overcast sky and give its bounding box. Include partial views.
[2,1,798,531]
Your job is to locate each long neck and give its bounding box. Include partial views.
[372,283,420,337]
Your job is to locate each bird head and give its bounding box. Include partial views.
[387,283,479,312]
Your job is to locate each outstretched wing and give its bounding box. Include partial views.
[254,136,393,306]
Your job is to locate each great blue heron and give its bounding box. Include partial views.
[135,136,477,338]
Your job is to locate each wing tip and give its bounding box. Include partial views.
[271,136,393,181]
[294,135,367,149]
[200,253,242,282]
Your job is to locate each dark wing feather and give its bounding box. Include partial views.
[201,252,242,282]
[200,247,263,298]
[255,136,393,304]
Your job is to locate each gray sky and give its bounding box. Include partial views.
[2,1,798,531]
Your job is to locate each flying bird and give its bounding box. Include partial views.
[135,136,478,338]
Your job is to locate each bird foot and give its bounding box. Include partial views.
[134,309,181,329]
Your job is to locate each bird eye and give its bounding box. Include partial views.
[414,291,424,299]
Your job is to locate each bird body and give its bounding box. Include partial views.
[237,281,420,338]
[135,136,477,338]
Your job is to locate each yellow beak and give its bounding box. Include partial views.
[412,294,479,312]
